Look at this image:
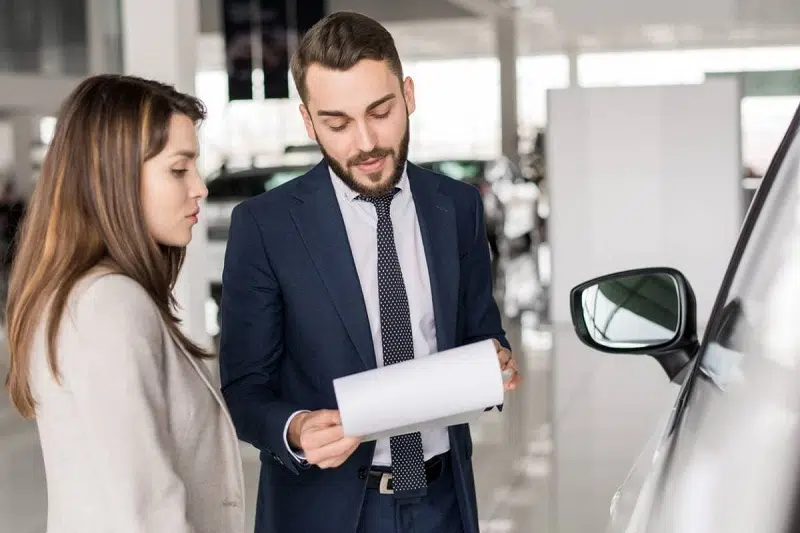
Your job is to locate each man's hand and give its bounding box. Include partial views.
[288,410,362,469]
[493,339,521,391]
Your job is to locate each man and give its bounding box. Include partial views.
[219,11,521,533]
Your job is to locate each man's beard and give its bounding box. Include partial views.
[317,118,410,198]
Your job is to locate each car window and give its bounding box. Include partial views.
[207,175,263,198]
[700,134,800,388]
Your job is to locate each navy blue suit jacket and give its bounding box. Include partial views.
[219,161,510,533]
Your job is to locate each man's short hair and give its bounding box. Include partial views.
[290,11,404,103]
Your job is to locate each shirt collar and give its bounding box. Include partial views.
[329,163,409,202]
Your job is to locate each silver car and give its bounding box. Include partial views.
[569,101,800,532]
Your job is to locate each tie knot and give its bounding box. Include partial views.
[358,189,398,218]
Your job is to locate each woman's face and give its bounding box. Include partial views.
[140,113,208,247]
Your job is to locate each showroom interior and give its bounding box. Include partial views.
[3,0,800,532]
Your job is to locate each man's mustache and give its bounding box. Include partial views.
[348,149,393,167]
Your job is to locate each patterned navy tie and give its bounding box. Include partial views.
[359,190,427,498]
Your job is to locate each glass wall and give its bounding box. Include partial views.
[194,55,571,175]
[0,0,92,75]
[579,47,800,175]
[194,46,800,178]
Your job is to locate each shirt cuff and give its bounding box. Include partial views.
[283,410,311,464]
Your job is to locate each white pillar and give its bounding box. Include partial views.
[495,14,519,164]
[120,0,212,352]
[86,0,123,74]
[121,0,199,94]
[567,44,579,87]
[492,9,529,492]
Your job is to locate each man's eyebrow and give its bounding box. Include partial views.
[316,93,396,118]
[316,109,347,118]
[366,94,395,111]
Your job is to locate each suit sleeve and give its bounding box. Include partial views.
[62,276,196,533]
[462,187,511,351]
[218,202,307,474]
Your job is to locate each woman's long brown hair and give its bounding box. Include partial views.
[5,74,213,419]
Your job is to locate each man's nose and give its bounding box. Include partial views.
[354,122,378,154]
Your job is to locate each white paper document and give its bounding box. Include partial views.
[333,339,505,441]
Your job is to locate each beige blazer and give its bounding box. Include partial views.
[29,271,245,533]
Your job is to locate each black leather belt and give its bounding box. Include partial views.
[365,454,447,495]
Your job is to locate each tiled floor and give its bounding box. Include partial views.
[0,307,679,533]
[0,347,47,533]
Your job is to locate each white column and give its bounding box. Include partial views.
[494,14,518,164]
[493,9,529,492]
[120,0,212,352]
[567,44,580,87]
[121,0,199,94]
[86,0,123,74]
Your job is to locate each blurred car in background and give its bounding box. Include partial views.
[204,155,546,337]
[204,164,313,336]
[417,158,505,262]
[419,156,545,317]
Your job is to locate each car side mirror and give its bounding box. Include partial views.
[569,267,700,382]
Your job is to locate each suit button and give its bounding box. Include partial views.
[357,467,367,480]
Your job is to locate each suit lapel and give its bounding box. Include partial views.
[407,163,459,351]
[288,163,377,370]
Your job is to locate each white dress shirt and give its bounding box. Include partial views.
[283,166,451,466]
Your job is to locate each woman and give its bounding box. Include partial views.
[4,74,245,533]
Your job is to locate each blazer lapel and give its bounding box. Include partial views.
[407,163,459,351]
[288,163,377,370]
[170,338,246,497]
[177,345,231,423]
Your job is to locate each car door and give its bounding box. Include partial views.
[608,101,800,533]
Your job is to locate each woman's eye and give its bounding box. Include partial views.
[172,169,188,177]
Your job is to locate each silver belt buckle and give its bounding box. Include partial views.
[379,473,394,495]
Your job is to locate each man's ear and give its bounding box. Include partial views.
[403,77,416,116]
[299,103,317,142]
